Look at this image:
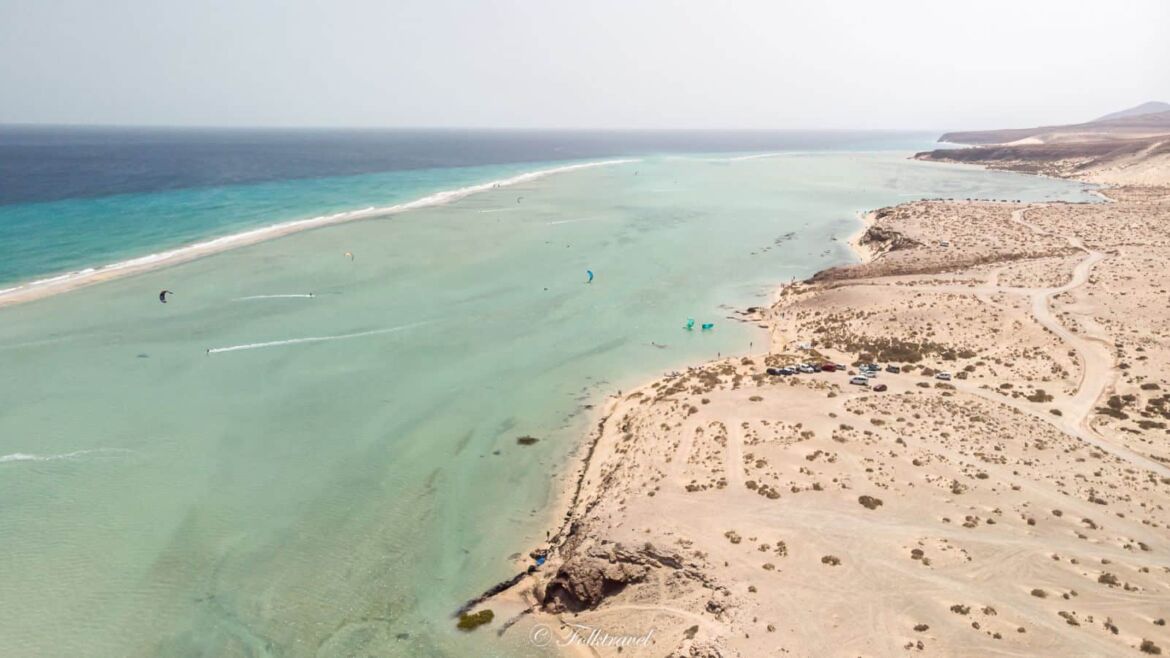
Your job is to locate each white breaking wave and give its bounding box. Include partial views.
[232,293,316,301]
[1,448,135,464]
[205,320,433,354]
[0,159,638,304]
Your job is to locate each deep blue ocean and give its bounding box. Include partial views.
[0,127,936,285]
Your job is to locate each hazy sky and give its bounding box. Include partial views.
[2,0,1168,130]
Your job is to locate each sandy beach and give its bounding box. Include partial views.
[469,164,1170,656]
[846,209,877,262]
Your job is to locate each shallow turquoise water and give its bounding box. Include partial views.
[0,160,566,286]
[0,153,1096,656]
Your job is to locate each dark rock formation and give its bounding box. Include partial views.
[538,542,691,612]
[858,224,921,255]
[542,553,648,612]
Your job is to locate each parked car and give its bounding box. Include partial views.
[778,367,796,375]
[835,363,847,371]
[798,364,817,374]
[766,367,782,376]
[935,371,953,381]
[885,365,901,374]
[821,363,837,372]
[873,383,888,392]
[849,376,870,386]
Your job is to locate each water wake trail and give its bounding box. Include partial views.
[0,335,74,351]
[544,216,605,226]
[232,294,316,301]
[1,448,136,464]
[205,320,434,355]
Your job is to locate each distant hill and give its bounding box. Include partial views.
[939,106,1170,146]
[919,103,1170,186]
[1094,101,1170,123]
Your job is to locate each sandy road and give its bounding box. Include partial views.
[1008,209,1170,476]
[903,207,1170,473]
[833,207,1170,477]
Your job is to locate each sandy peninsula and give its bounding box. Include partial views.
[0,159,633,310]
[467,146,1170,655]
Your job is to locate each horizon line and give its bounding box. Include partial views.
[0,121,948,134]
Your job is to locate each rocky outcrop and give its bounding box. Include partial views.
[541,553,648,612]
[858,223,921,255]
[858,225,912,251]
[537,542,692,612]
[808,214,922,283]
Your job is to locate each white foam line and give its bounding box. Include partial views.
[544,217,605,226]
[206,320,433,354]
[0,159,638,307]
[666,152,784,163]
[667,149,899,163]
[723,152,784,162]
[29,273,74,286]
[232,293,316,301]
[478,208,518,214]
[1,448,136,464]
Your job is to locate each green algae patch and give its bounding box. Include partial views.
[457,609,494,631]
